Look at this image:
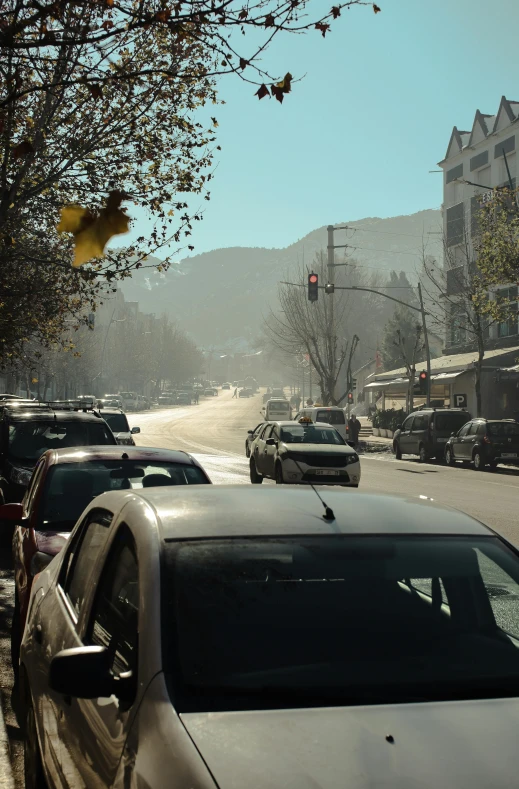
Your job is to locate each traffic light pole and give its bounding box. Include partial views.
[417,283,431,407]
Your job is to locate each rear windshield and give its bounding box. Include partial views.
[434,412,471,432]
[8,421,115,462]
[267,401,290,411]
[164,535,519,713]
[317,410,345,425]
[40,460,209,531]
[488,422,519,437]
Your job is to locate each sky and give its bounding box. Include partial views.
[126,0,519,258]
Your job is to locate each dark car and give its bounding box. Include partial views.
[239,388,252,398]
[2,445,212,678]
[0,403,117,504]
[96,408,140,446]
[392,408,471,462]
[445,419,519,470]
[176,392,192,405]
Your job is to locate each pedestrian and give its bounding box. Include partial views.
[306,398,314,407]
[233,387,238,398]
[194,390,199,404]
[348,413,361,448]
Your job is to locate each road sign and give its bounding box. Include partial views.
[454,393,467,408]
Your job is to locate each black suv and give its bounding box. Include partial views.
[445,418,519,470]
[393,408,471,462]
[0,403,117,503]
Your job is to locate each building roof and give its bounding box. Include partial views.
[367,346,519,382]
[440,95,519,164]
[108,487,492,540]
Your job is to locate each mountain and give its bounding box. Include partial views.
[120,208,442,349]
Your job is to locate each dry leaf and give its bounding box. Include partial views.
[57,191,130,267]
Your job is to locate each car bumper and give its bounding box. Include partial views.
[281,458,361,486]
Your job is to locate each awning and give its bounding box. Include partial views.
[364,370,467,391]
[431,371,467,384]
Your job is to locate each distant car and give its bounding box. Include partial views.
[238,388,251,398]
[103,394,123,409]
[245,423,265,457]
[96,398,119,409]
[271,388,285,399]
[204,388,217,397]
[249,420,360,486]
[445,418,519,470]
[264,398,292,421]
[158,395,173,406]
[176,392,192,405]
[222,383,231,390]
[5,446,212,681]
[392,408,471,462]
[119,391,140,410]
[22,486,519,789]
[96,408,140,446]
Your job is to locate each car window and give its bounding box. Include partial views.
[259,424,271,440]
[468,423,479,436]
[457,424,471,437]
[265,425,276,439]
[60,509,113,618]
[280,425,345,445]
[316,410,345,425]
[87,525,139,676]
[101,413,129,433]
[488,422,519,437]
[434,412,471,432]
[476,549,519,639]
[402,417,413,431]
[8,420,115,461]
[478,424,487,436]
[253,424,263,437]
[25,458,46,512]
[411,415,428,431]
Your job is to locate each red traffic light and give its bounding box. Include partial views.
[419,372,427,380]
[308,272,319,302]
[309,274,318,284]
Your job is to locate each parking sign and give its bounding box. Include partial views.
[454,393,467,409]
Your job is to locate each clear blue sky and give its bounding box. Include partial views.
[129,0,519,257]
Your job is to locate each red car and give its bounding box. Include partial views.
[0,445,211,675]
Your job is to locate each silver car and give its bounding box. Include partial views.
[20,486,519,789]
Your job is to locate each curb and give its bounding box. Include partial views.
[359,439,393,454]
[0,698,14,789]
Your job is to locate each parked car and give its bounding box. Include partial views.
[392,408,471,462]
[295,407,348,442]
[4,446,212,680]
[238,388,252,398]
[176,392,192,405]
[245,423,265,457]
[222,383,231,390]
[264,398,292,420]
[21,486,519,789]
[0,403,116,504]
[204,388,217,397]
[249,420,360,486]
[158,395,173,406]
[96,408,140,446]
[103,394,124,409]
[445,418,519,470]
[119,392,140,410]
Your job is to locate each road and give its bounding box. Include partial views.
[2,388,519,786]
[128,388,519,543]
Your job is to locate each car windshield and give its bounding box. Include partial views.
[280,426,344,445]
[316,410,345,425]
[8,421,114,462]
[101,413,129,433]
[164,535,519,713]
[434,412,470,432]
[488,422,519,437]
[39,460,209,531]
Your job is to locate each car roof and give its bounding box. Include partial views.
[96,487,493,541]
[96,408,125,415]
[4,409,104,422]
[43,445,200,465]
[269,421,340,428]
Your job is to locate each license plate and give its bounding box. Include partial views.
[501,453,518,458]
[314,469,340,476]
[437,437,447,443]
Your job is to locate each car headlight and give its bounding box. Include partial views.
[11,466,32,486]
[346,454,359,465]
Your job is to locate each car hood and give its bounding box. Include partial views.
[35,530,71,556]
[182,699,519,789]
[281,443,354,455]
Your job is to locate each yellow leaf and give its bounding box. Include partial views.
[57,205,93,234]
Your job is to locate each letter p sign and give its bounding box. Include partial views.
[454,393,467,408]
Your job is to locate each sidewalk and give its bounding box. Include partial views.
[0,700,14,789]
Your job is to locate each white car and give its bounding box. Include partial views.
[20,486,519,789]
[249,420,360,486]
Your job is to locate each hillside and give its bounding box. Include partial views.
[120,208,442,349]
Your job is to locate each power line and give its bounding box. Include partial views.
[345,225,442,240]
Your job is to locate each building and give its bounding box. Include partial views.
[438,95,519,353]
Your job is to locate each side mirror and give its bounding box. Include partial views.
[0,503,24,523]
[49,645,134,701]
[451,432,456,437]
[247,429,254,435]
[131,426,140,434]
[396,424,402,430]
[265,438,277,446]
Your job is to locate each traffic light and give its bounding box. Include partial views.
[308,272,318,302]
[324,283,335,294]
[347,392,354,404]
[418,370,428,395]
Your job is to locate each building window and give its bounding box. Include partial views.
[470,151,489,172]
[494,135,515,159]
[497,287,518,338]
[446,202,465,247]
[446,265,465,295]
[450,305,466,346]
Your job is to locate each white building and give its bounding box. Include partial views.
[438,95,519,352]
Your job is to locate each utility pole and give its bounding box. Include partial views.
[327,224,350,402]
[417,283,431,407]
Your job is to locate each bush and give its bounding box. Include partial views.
[372,408,407,432]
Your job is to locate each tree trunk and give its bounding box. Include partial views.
[408,366,415,413]
[474,316,485,417]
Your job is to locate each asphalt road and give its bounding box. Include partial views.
[128,389,519,544]
[1,388,519,786]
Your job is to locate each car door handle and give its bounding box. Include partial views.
[34,623,43,644]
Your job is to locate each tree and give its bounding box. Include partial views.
[381,307,423,411]
[264,254,359,405]
[475,186,519,301]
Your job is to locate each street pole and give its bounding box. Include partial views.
[417,283,431,407]
[327,225,335,402]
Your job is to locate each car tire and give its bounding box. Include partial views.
[445,447,455,466]
[393,441,402,460]
[418,444,428,463]
[24,690,47,789]
[473,449,485,470]
[275,463,284,484]
[250,459,263,484]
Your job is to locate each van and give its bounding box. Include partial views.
[295,406,348,442]
[265,399,292,421]
[392,408,471,462]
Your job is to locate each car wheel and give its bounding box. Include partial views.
[11,593,20,681]
[249,459,263,484]
[473,449,485,470]
[393,441,402,460]
[24,690,47,789]
[445,447,455,466]
[418,444,428,463]
[275,463,284,484]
